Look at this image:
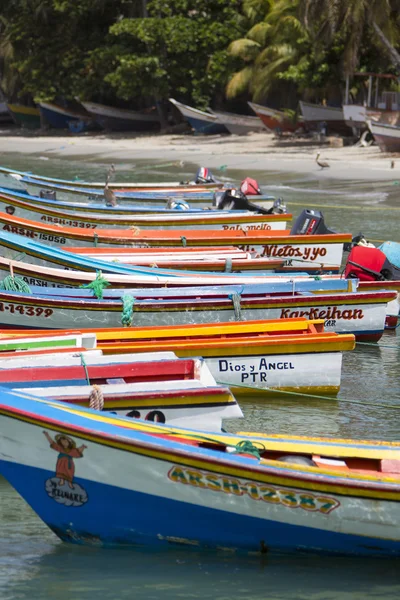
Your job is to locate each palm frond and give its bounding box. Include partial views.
[226,66,254,98]
[228,39,261,61]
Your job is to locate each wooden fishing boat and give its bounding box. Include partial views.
[7,104,41,129]
[80,100,160,131]
[38,102,94,130]
[0,390,399,555]
[248,102,301,133]
[0,213,351,272]
[209,110,266,135]
[0,186,237,216]
[0,165,223,192]
[0,284,391,341]
[0,318,355,396]
[299,101,352,135]
[368,120,400,152]
[0,190,289,231]
[0,353,241,431]
[19,177,276,207]
[169,98,228,135]
[0,230,351,284]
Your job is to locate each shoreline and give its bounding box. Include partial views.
[1,128,399,181]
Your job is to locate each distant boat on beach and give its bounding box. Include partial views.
[367,120,400,152]
[248,102,301,133]
[7,104,41,129]
[343,74,400,133]
[38,101,95,131]
[299,101,351,135]
[209,109,266,135]
[169,98,228,135]
[80,100,160,131]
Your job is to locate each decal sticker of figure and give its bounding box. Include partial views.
[43,431,88,507]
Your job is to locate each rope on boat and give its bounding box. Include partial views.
[89,385,104,411]
[80,353,90,386]
[224,258,232,273]
[93,233,99,247]
[80,270,110,299]
[216,380,400,410]
[180,236,187,247]
[229,291,242,320]
[0,262,31,293]
[121,294,135,327]
[230,440,263,459]
[131,226,140,236]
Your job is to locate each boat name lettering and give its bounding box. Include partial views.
[260,245,328,261]
[168,466,340,514]
[22,277,71,289]
[40,216,97,229]
[218,359,294,383]
[222,224,272,231]
[280,307,364,321]
[0,302,53,317]
[2,225,66,244]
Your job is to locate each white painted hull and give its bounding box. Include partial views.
[299,101,344,122]
[0,196,287,231]
[0,293,387,338]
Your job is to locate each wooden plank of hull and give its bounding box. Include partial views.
[0,391,399,555]
[299,101,352,135]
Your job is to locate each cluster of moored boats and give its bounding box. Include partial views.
[0,163,398,557]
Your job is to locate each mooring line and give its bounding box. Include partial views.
[217,380,400,410]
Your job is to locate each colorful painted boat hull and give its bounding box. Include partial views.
[0,288,391,341]
[169,98,228,135]
[0,190,288,231]
[0,391,399,555]
[0,213,350,272]
[38,102,93,130]
[248,102,300,133]
[0,318,355,396]
[7,104,41,129]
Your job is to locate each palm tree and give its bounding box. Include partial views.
[226,0,308,102]
[299,0,400,74]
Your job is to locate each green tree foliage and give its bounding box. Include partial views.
[99,0,244,109]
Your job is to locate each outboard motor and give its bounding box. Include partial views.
[40,189,57,200]
[290,209,335,235]
[213,188,283,214]
[240,177,261,196]
[345,241,400,281]
[165,198,190,211]
[195,167,217,184]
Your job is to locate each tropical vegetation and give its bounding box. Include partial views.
[1,0,400,119]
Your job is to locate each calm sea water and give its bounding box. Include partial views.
[0,151,399,599]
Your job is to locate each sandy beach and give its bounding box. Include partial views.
[0,127,399,181]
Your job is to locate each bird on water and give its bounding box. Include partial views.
[316,153,330,169]
[103,165,117,206]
